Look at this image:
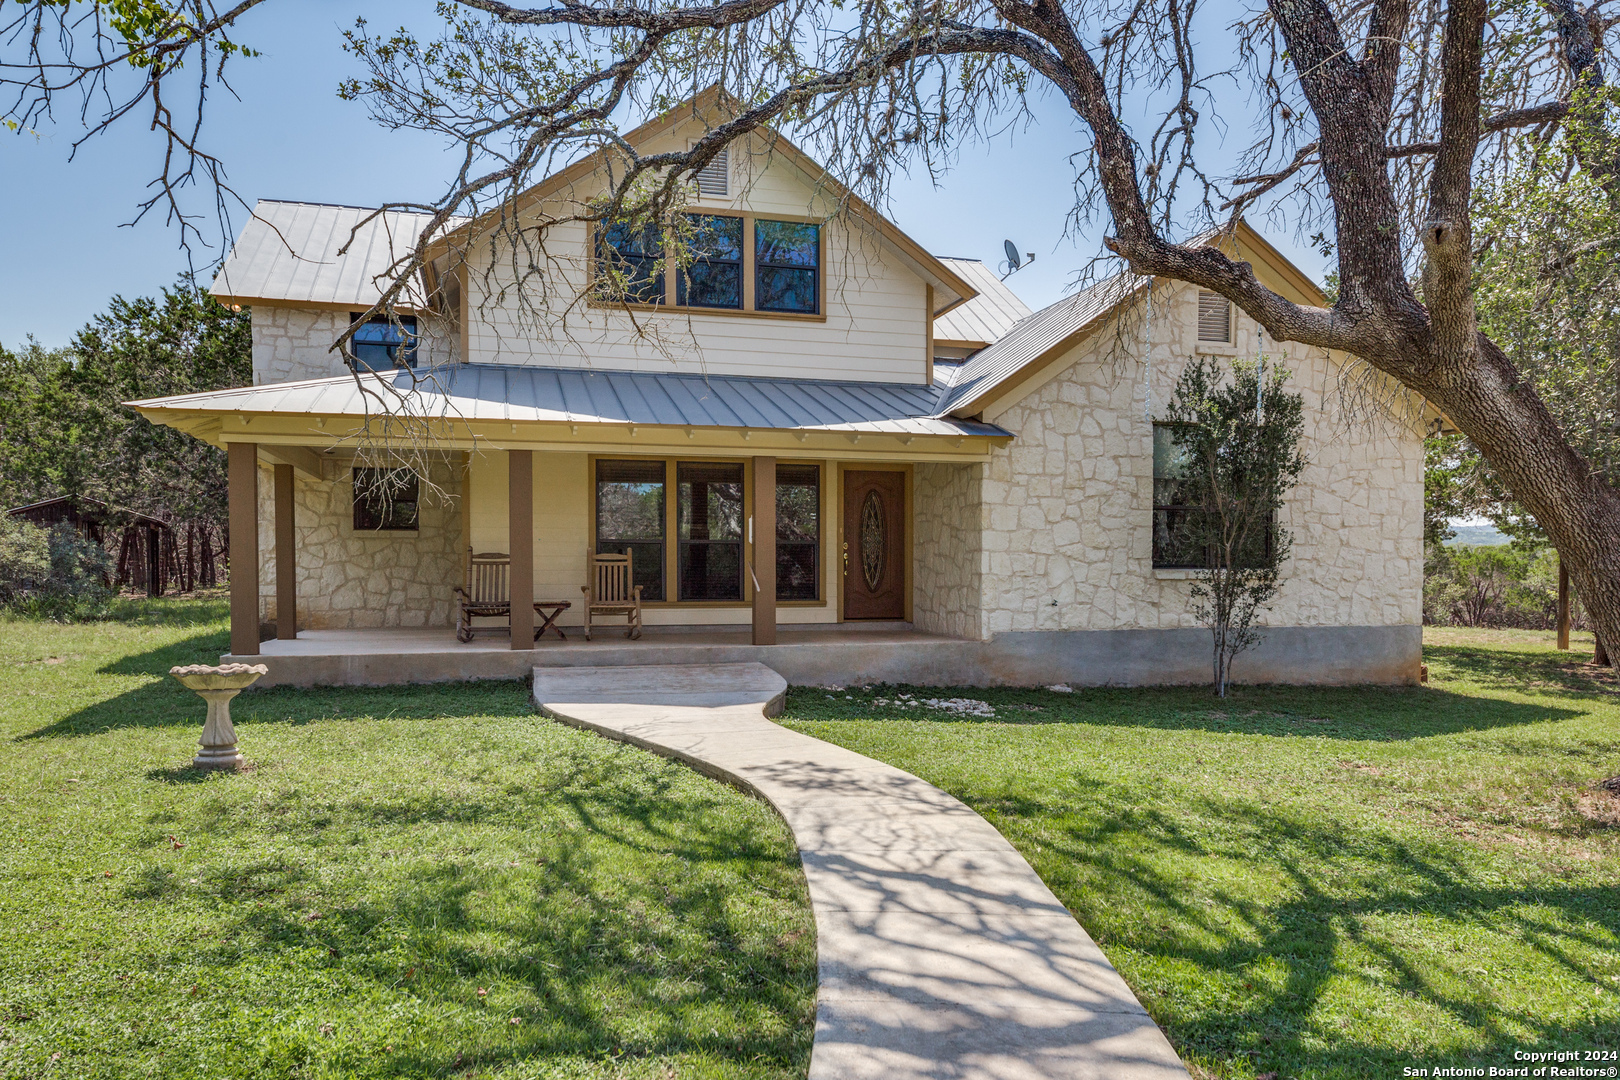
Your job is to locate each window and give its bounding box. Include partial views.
[776,464,820,601]
[677,462,744,601]
[353,468,419,531]
[676,214,743,309]
[1152,424,1275,569]
[596,460,667,600]
[350,314,418,370]
[1197,291,1232,343]
[755,220,820,314]
[1152,424,1204,568]
[596,221,665,304]
[693,148,729,197]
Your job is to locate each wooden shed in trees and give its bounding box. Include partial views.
[5,496,174,597]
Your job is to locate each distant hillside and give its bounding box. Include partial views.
[1446,524,1511,547]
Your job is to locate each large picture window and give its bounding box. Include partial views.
[596,221,665,304]
[754,220,820,314]
[676,214,743,309]
[349,314,418,370]
[596,460,667,600]
[776,464,820,600]
[677,462,744,601]
[353,468,419,531]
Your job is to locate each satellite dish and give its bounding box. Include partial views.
[1000,240,1035,280]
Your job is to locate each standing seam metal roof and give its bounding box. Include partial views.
[936,271,1146,416]
[933,258,1034,344]
[128,363,1010,438]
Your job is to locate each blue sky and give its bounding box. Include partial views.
[0,0,1327,349]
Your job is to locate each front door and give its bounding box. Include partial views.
[842,470,906,620]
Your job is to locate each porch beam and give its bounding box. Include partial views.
[259,443,325,480]
[228,441,260,656]
[752,456,777,646]
[509,450,535,650]
[274,463,297,640]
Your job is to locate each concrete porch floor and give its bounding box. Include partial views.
[229,623,979,687]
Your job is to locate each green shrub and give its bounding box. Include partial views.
[0,518,113,619]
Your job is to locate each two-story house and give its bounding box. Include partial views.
[130,91,1427,688]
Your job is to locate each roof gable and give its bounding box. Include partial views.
[938,222,1328,417]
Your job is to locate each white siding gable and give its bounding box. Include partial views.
[457,125,933,384]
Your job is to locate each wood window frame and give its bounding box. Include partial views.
[588,454,829,608]
[587,212,829,323]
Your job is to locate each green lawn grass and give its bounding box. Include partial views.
[0,600,815,1080]
[777,627,1620,1080]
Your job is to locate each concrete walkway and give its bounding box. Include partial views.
[533,663,1190,1080]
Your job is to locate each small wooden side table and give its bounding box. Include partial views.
[533,600,572,641]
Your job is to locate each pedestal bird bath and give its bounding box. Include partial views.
[169,663,268,770]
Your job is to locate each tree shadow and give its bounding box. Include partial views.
[21,625,534,739]
[985,786,1620,1076]
[127,748,814,1077]
[1426,640,1618,697]
[783,681,1582,742]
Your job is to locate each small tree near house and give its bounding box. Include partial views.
[1162,357,1306,698]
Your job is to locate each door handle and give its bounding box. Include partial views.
[841,541,848,577]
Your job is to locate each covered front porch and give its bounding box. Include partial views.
[225,622,974,687]
[125,363,1011,685]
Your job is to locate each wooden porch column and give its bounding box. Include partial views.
[274,463,297,640]
[227,442,260,656]
[752,457,777,646]
[509,450,535,650]
[1557,557,1571,651]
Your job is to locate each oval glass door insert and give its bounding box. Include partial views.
[860,490,885,591]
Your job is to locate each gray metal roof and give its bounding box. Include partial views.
[210,200,463,309]
[130,363,1010,438]
[938,271,1147,416]
[934,259,1032,344]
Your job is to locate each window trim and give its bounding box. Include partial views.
[754,218,822,315]
[588,212,828,323]
[588,454,827,608]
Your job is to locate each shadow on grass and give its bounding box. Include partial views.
[782,680,1581,741]
[995,786,1620,1076]
[1427,640,1618,697]
[23,625,534,739]
[140,745,813,1077]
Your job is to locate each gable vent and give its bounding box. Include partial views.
[1197,290,1232,343]
[693,148,729,197]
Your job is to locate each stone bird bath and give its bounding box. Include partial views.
[169,663,268,770]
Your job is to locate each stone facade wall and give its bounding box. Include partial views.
[968,279,1425,637]
[912,462,985,639]
[258,460,464,630]
[251,306,458,385]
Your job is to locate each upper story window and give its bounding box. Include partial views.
[1196,291,1232,343]
[350,314,418,370]
[593,215,822,318]
[353,467,419,531]
[756,220,820,314]
[597,221,666,304]
[677,214,743,310]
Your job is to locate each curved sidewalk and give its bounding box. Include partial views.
[533,663,1190,1080]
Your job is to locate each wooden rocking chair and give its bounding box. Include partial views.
[454,550,511,643]
[581,550,643,641]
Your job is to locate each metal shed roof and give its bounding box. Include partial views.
[938,271,1147,416]
[130,363,1010,439]
[933,259,1033,344]
[210,200,462,309]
